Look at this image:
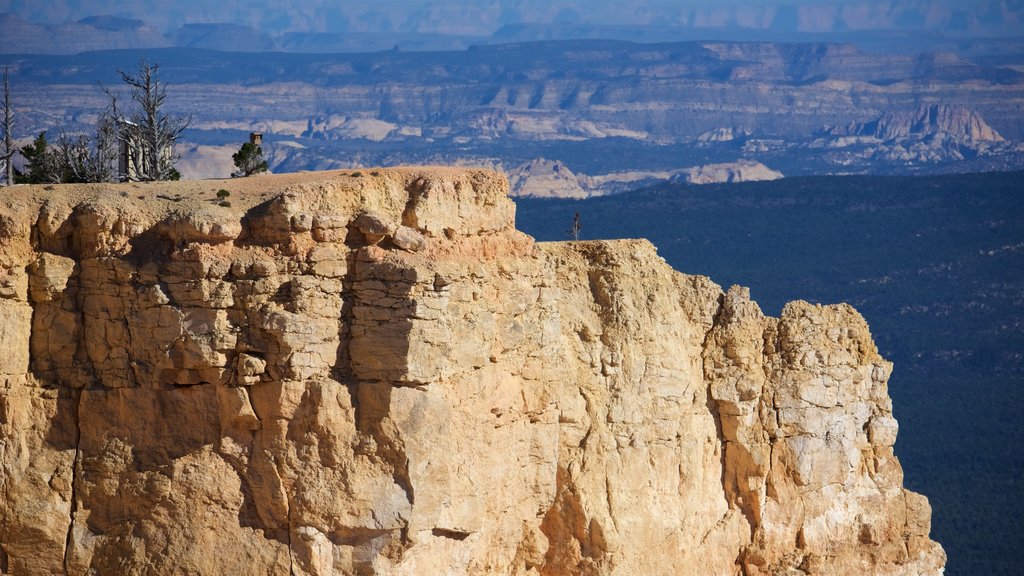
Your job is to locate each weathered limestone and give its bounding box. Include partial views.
[0,168,944,575]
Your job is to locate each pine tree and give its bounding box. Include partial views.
[15,132,59,184]
[232,141,268,177]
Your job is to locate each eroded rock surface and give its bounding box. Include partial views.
[0,168,944,575]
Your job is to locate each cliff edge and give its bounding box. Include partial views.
[0,169,945,575]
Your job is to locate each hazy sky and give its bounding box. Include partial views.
[1,0,1017,36]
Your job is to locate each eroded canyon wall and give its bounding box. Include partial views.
[0,169,944,575]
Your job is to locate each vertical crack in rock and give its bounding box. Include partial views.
[0,397,10,575]
[287,495,295,576]
[702,289,729,460]
[23,213,89,575]
[701,286,774,568]
[61,388,81,576]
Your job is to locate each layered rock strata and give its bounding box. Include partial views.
[0,169,944,575]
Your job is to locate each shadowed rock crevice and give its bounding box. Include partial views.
[60,388,82,576]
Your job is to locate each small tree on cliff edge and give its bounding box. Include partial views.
[568,212,582,241]
[116,59,191,181]
[232,141,268,177]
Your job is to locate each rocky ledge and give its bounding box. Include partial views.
[0,168,944,575]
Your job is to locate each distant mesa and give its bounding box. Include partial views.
[697,127,751,145]
[76,15,146,32]
[672,160,784,185]
[829,104,1004,143]
[507,158,588,199]
[170,23,276,52]
[508,158,784,199]
[818,104,1010,164]
[0,12,170,54]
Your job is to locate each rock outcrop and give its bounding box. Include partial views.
[673,160,784,185]
[0,168,944,575]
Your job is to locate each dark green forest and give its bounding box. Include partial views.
[515,171,1024,576]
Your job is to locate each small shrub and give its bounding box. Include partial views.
[216,189,230,200]
[351,171,363,177]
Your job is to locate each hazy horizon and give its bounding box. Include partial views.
[2,0,1021,38]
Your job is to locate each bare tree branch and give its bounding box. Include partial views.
[114,59,192,181]
[1,66,14,186]
[53,110,118,184]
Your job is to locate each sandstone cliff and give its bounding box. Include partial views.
[0,169,944,575]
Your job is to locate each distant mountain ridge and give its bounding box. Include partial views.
[2,0,1024,55]
[0,13,170,54]
[2,39,1022,180]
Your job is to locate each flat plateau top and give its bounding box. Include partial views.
[0,167,505,218]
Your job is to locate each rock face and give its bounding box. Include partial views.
[0,168,944,575]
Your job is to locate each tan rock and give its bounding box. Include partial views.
[353,210,397,243]
[0,168,944,575]
[28,252,77,303]
[159,207,242,244]
[236,352,268,385]
[391,225,427,252]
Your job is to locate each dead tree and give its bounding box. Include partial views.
[54,108,119,184]
[117,60,191,181]
[568,212,582,241]
[1,66,13,186]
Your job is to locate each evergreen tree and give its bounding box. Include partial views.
[232,141,268,177]
[15,132,59,184]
